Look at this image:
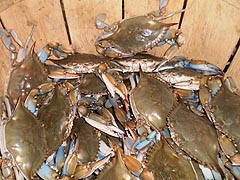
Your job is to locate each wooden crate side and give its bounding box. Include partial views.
[178,0,240,69]
[0,0,69,50]
[63,0,122,54]
[0,0,24,13]
[124,0,184,57]
[0,23,10,97]
[226,48,240,88]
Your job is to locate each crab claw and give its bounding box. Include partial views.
[96,13,109,30]
[61,140,78,177]
[37,42,74,63]
[156,56,224,76]
[159,0,169,10]
[24,83,55,114]
[48,69,80,80]
[85,115,124,138]
[81,106,124,138]
[98,63,129,111]
[0,29,13,50]
[16,26,35,63]
[74,153,111,179]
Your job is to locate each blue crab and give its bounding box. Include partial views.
[0,81,75,179]
[0,27,48,106]
[37,117,112,179]
[199,76,240,171]
[129,70,176,131]
[95,0,185,59]
[145,136,205,179]
[1,98,47,179]
[167,102,224,177]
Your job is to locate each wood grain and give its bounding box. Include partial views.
[63,0,122,54]
[0,0,69,50]
[0,0,24,13]
[225,48,240,88]
[0,0,240,91]
[0,23,10,97]
[124,0,184,57]
[178,0,240,70]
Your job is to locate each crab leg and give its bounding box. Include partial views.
[155,56,224,75]
[37,163,59,180]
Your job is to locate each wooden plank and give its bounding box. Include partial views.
[0,0,69,51]
[178,0,240,70]
[0,23,10,97]
[225,48,240,88]
[63,0,122,54]
[124,0,184,57]
[0,0,24,13]
[0,0,69,96]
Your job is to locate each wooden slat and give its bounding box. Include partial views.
[124,0,184,57]
[0,0,23,13]
[178,0,240,70]
[0,0,69,95]
[0,24,10,97]
[225,48,240,88]
[63,0,122,54]
[0,0,69,51]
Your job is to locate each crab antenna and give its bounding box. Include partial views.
[24,25,35,49]
[155,9,186,21]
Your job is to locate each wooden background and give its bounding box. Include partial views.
[0,0,240,96]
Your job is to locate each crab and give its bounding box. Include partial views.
[145,136,204,179]
[0,98,47,179]
[167,102,224,177]
[129,70,176,131]
[0,80,76,179]
[37,117,112,179]
[0,27,49,106]
[199,76,240,169]
[95,0,185,59]
[153,56,224,90]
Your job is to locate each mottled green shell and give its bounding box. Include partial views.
[5,100,47,179]
[130,71,176,130]
[78,74,107,95]
[38,87,71,155]
[168,104,223,175]
[71,118,99,163]
[212,85,240,141]
[7,51,48,105]
[146,138,204,180]
[97,16,171,55]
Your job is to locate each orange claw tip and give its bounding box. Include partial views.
[48,69,80,79]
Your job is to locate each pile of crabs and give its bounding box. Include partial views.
[0,1,240,179]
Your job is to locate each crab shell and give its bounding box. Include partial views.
[37,86,74,156]
[95,16,177,58]
[210,82,240,142]
[145,137,204,179]
[5,100,47,180]
[167,103,224,176]
[7,49,48,105]
[71,118,100,164]
[129,71,176,131]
